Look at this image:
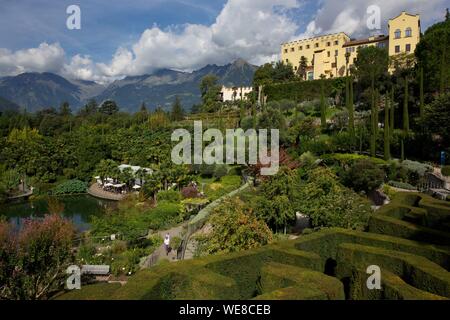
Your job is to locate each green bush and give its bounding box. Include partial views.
[321,153,387,167]
[442,166,450,177]
[52,179,87,195]
[213,164,228,180]
[157,190,182,203]
[341,159,385,194]
[400,160,433,177]
[111,249,144,276]
[199,164,216,178]
[265,78,337,102]
[387,181,417,190]
[141,201,183,230]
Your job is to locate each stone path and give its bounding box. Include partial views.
[141,223,187,268]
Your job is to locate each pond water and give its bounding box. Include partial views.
[0,195,116,232]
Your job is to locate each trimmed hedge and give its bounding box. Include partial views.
[59,227,449,300]
[369,192,450,243]
[59,191,450,300]
[255,262,344,300]
[344,268,447,300]
[265,78,338,102]
[335,243,450,298]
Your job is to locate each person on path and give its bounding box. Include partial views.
[164,233,171,255]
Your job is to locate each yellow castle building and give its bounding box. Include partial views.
[281,11,421,80]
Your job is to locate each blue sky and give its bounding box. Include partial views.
[0,0,228,61]
[0,0,447,82]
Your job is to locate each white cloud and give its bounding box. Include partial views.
[0,43,65,76]
[95,0,301,78]
[301,0,448,38]
[0,0,447,83]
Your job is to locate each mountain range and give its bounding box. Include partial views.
[0,59,257,113]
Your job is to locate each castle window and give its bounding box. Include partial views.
[405,27,412,37]
[299,46,303,50]
[406,44,411,52]
[286,59,289,63]
[284,49,288,53]
[394,29,401,39]
[327,51,330,57]
[395,45,400,53]
[327,42,331,47]
[315,43,319,48]
[291,47,295,52]
[335,50,338,57]
[334,40,339,45]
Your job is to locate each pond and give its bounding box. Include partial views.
[0,195,117,232]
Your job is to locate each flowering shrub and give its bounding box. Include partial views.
[181,183,201,199]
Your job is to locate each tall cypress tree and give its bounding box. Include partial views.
[348,76,355,139]
[390,86,395,137]
[320,76,327,131]
[403,76,410,132]
[252,104,257,129]
[384,95,391,160]
[370,79,377,157]
[419,66,425,120]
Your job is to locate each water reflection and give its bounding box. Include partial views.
[0,195,117,232]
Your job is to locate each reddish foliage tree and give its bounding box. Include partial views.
[0,215,75,300]
[247,147,300,180]
[181,183,201,199]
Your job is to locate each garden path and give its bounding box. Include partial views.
[141,223,186,268]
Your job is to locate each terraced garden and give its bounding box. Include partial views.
[58,192,450,300]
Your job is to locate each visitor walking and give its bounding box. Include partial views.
[164,233,170,256]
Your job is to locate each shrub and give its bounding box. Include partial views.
[401,160,432,176]
[342,159,385,194]
[181,183,201,199]
[111,249,143,276]
[157,190,182,203]
[295,167,372,230]
[213,164,228,180]
[299,152,317,168]
[198,198,273,255]
[199,164,216,178]
[0,214,75,300]
[387,181,417,190]
[442,166,450,177]
[138,201,182,230]
[52,179,87,195]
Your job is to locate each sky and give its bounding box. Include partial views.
[0,0,447,83]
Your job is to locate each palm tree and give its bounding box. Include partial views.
[120,167,135,190]
[95,159,117,184]
[142,172,163,204]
